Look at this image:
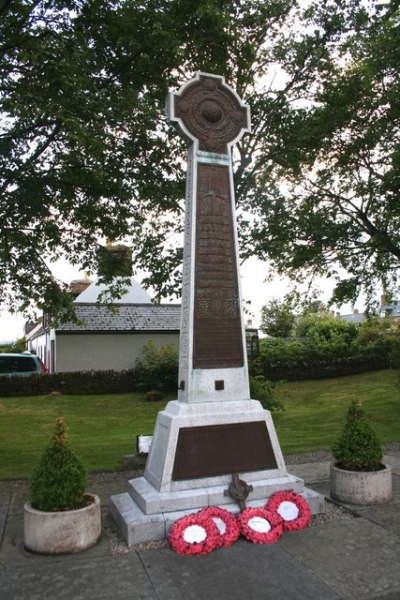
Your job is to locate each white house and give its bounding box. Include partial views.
[26,277,180,373]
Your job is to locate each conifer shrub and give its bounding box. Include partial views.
[29,418,87,511]
[332,400,383,471]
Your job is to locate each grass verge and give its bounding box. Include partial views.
[0,370,399,478]
[0,392,170,479]
[273,369,400,454]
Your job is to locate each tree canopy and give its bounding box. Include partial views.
[244,1,400,308]
[260,298,295,338]
[1,0,186,318]
[1,0,398,320]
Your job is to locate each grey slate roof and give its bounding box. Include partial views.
[56,303,181,333]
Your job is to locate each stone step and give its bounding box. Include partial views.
[127,474,305,515]
[110,486,325,547]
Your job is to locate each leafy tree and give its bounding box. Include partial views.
[0,336,26,353]
[246,2,400,308]
[0,0,188,319]
[296,307,354,337]
[1,0,384,320]
[260,298,295,338]
[306,317,358,346]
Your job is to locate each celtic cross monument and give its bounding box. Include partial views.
[110,73,323,545]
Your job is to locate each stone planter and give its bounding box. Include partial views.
[330,463,393,505]
[24,493,101,554]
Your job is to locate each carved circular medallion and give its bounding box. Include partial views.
[173,74,249,153]
[200,99,223,123]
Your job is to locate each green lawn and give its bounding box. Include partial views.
[273,369,400,454]
[0,392,172,479]
[1,369,399,479]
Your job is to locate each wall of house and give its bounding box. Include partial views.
[55,332,179,372]
[27,331,48,366]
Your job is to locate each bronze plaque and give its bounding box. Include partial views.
[172,421,277,480]
[193,164,244,369]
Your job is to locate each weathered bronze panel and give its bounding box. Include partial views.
[193,164,244,369]
[172,421,277,480]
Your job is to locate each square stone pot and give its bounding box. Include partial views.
[24,493,101,554]
[330,463,393,505]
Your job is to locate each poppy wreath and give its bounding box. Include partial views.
[265,491,311,532]
[168,513,222,555]
[197,506,240,548]
[238,507,283,544]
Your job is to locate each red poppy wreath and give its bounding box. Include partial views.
[168,513,221,556]
[197,506,240,548]
[238,507,283,544]
[265,491,311,531]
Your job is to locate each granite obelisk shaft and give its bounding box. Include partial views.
[167,72,250,403]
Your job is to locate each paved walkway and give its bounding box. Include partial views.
[1,453,400,600]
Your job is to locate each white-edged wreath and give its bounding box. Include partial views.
[238,507,283,544]
[197,506,240,547]
[265,491,311,531]
[168,513,221,555]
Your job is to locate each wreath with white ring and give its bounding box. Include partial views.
[197,506,240,547]
[237,507,283,544]
[168,513,221,555]
[265,491,311,531]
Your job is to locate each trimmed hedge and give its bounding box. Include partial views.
[0,369,138,397]
[255,354,390,381]
[0,354,391,397]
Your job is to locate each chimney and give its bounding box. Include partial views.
[96,243,133,278]
[69,273,92,299]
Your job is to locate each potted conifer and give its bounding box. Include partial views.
[330,399,392,505]
[24,417,101,554]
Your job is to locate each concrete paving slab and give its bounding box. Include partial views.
[280,518,400,599]
[1,457,400,600]
[350,504,400,537]
[0,481,28,515]
[87,471,140,507]
[0,508,111,567]
[0,506,8,547]
[366,590,400,600]
[383,454,400,477]
[138,538,340,600]
[385,450,400,460]
[1,553,158,600]
[0,489,11,507]
[288,461,331,484]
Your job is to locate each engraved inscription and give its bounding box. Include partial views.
[193,164,244,369]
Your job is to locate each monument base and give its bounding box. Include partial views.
[110,483,324,546]
[110,400,325,546]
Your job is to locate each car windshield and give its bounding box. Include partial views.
[0,356,37,373]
